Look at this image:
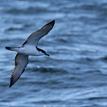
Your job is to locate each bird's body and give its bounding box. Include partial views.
[17,45,37,55]
[8,45,41,56]
[6,20,55,87]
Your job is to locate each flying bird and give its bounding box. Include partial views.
[6,20,55,87]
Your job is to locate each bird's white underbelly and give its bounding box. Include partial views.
[18,45,40,56]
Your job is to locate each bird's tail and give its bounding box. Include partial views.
[5,47,20,52]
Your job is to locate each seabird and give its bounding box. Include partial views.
[6,20,55,87]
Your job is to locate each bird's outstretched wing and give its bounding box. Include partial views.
[23,20,55,46]
[9,53,28,87]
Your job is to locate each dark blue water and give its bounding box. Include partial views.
[0,0,107,106]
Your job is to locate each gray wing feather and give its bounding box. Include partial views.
[23,20,55,46]
[9,53,28,87]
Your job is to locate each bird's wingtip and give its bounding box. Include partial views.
[52,19,55,22]
[9,84,12,88]
[51,20,55,24]
[9,76,15,88]
[48,20,55,26]
[9,81,13,88]
[5,47,11,50]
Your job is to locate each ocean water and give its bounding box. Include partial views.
[0,0,107,106]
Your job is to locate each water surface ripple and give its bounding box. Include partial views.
[0,0,107,106]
